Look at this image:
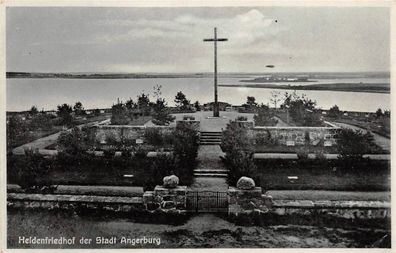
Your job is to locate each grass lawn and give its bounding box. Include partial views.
[255,159,390,192]
[7,155,163,190]
[46,169,137,186]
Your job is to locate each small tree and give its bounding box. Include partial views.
[73,101,85,116]
[29,105,39,116]
[193,101,201,111]
[137,92,151,116]
[125,99,136,110]
[93,108,101,117]
[328,105,341,118]
[111,103,128,125]
[376,108,384,118]
[152,98,175,125]
[57,103,73,126]
[174,91,191,111]
[270,91,281,109]
[243,96,258,112]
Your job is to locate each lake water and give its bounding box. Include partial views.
[6,77,390,112]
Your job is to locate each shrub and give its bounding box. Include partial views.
[336,129,380,160]
[223,151,258,186]
[236,116,248,121]
[152,98,175,126]
[296,148,309,160]
[221,121,257,186]
[103,148,116,158]
[183,115,195,120]
[57,127,87,157]
[172,124,199,185]
[133,145,149,159]
[254,105,278,126]
[144,128,164,146]
[8,151,53,190]
[144,154,176,190]
[255,130,278,146]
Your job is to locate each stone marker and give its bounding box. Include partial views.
[163,175,179,188]
[236,176,255,190]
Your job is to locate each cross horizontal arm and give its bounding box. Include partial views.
[203,38,228,42]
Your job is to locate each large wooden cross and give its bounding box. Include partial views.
[204,27,228,117]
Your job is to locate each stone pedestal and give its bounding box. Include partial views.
[153,185,187,210]
[228,187,272,215]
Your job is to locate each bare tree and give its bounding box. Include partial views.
[270,91,281,109]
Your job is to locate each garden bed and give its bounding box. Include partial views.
[7,154,177,191]
[254,144,338,154]
[255,159,390,192]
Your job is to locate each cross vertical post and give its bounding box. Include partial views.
[204,27,228,117]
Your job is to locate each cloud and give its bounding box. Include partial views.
[93,9,280,47]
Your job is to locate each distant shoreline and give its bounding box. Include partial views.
[219,83,390,94]
[6,71,390,80]
[6,72,211,79]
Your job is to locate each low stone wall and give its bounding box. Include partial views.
[95,125,173,144]
[7,184,390,222]
[7,193,145,213]
[272,200,390,220]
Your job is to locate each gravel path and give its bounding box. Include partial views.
[12,118,110,155]
[331,122,390,152]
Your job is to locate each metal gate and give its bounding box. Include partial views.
[187,191,228,213]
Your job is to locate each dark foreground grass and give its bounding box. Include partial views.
[7,209,390,248]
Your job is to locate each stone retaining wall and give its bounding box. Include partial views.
[250,126,338,147]
[95,125,173,144]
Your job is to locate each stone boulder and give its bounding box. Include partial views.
[163,175,179,188]
[237,177,255,190]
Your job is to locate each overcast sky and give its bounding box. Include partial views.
[6,7,390,73]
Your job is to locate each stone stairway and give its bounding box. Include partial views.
[199,131,222,145]
[193,168,229,178]
[192,145,229,180]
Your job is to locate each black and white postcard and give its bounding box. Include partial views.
[1,0,394,251]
